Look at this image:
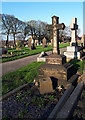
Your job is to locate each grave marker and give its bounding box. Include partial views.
[70,18,78,46]
[42,37,47,48]
[47,16,65,54]
[38,16,75,94]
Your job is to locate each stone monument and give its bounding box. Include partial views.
[82,34,85,48]
[38,16,76,94]
[42,37,47,48]
[28,38,32,50]
[64,18,83,60]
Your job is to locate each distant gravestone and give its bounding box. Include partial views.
[42,37,47,48]
[28,38,32,50]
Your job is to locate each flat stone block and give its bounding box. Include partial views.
[39,63,74,87]
[64,51,82,59]
[46,54,66,65]
[37,57,46,62]
[67,46,78,52]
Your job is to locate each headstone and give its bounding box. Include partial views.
[64,18,83,60]
[42,37,47,48]
[82,34,85,47]
[38,16,75,94]
[28,38,32,50]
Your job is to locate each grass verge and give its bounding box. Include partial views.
[2,62,45,95]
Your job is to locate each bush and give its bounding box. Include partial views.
[2,49,7,54]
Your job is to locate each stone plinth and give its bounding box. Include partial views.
[46,54,66,65]
[39,77,54,94]
[37,57,46,62]
[38,63,74,88]
[64,46,83,61]
[67,46,78,52]
[37,51,48,62]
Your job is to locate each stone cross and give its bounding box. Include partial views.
[47,16,65,54]
[70,18,78,46]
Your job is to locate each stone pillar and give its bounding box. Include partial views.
[52,16,60,54]
[70,18,78,46]
[82,35,85,47]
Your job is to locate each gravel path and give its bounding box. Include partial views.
[2,47,66,75]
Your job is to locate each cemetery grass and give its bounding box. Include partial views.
[2,43,70,62]
[2,59,85,95]
[2,62,45,95]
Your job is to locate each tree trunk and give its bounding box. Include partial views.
[6,34,9,48]
[13,34,16,47]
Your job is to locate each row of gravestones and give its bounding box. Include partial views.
[36,16,85,94]
[28,37,47,50]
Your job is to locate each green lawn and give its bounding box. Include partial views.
[2,43,70,62]
[2,59,85,95]
[2,62,45,95]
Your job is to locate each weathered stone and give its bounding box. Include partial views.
[82,34,85,47]
[64,18,83,60]
[37,16,77,94]
[39,63,74,87]
[70,18,78,46]
[46,54,66,65]
[42,37,47,48]
[39,77,54,94]
[37,51,48,62]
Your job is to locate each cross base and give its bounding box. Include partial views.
[46,54,66,65]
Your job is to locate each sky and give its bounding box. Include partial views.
[1,2,84,38]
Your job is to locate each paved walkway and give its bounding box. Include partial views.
[2,48,66,75]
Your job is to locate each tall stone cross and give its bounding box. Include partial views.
[70,18,78,46]
[47,16,65,54]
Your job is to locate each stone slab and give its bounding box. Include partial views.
[46,54,66,65]
[64,51,82,59]
[37,57,46,62]
[67,46,78,52]
[39,63,74,87]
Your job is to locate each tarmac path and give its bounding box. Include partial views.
[2,47,66,75]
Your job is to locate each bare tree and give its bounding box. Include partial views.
[11,17,24,47]
[1,14,14,47]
